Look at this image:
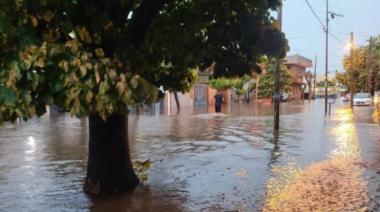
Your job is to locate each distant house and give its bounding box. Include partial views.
[192,64,230,107]
[285,54,313,100]
[163,64,230,112]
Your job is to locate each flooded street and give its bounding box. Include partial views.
[1,100,380,211]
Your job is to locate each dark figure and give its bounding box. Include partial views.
[214,90,224,113]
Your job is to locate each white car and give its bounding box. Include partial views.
[353,93,373,106]
[281,93,289,102]
[342,93,350,102]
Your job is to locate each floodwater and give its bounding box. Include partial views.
[1,100,380,211]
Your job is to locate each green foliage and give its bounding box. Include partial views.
[342,47,367,91]
[209,77,235,90]
[133,159,151,182]
[209,75,252,95]
[0,0,287,124]
[258,59,291,98]
[339,35,380,92]
[316,80,336,87]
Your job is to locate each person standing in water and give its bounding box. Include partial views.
[214,90,224,113]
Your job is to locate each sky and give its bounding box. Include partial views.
[282,0,380,77]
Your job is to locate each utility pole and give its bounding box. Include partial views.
[274,0,282,131]
[368,37,373,95]
[324,0,329,116]
[314,55,317,99]
[350,32,354,108]
[324,0,343,115]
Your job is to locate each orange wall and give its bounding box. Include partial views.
[208,88,230,105]
[287,64,306,100]
[287,64,305,84]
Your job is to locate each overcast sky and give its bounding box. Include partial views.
[282,0,380,77]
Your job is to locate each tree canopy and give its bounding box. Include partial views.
[257,58,291,98]
[209,75,252,93]
[0,0,287,123]
[339,36,380,93]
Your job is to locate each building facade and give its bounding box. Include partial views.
[285,54,313,100]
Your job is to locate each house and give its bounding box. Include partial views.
[162,64,230,113]
[285,54,313,100]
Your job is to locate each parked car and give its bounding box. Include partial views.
[281,93,290,102]
[353,93,373,106]
[342,93,351,102]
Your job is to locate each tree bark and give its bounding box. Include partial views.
[255,74,260,101]
[308,83,312,102]
[173,92,180,114]
[301,85,306,104]
[84,113,139,195]
[135,104,141,115]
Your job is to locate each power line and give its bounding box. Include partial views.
[329,0,351,33]
[304,0,325,29]
[329,32,345,45]
[330,30,378,38]
[303,0,345,46]
[287,33,323,39]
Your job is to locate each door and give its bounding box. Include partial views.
[194,84,208,105]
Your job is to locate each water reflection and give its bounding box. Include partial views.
[0,101,378,211]
[330,108,360,159]
[25,136,36,155]
[269,132,281,166]
[264,107,369,211]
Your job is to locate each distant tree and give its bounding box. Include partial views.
[209,75,254,102]
[316,80,336,87]
[257,58,291,98]
[343,46,367,92]
[340,36,380,93]
[304,71,313,100]
[209,77,236,91]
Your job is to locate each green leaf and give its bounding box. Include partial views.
[0,85,17,106]
[0,16,12,33]
[133,159,151,170]
[43,10,55,22]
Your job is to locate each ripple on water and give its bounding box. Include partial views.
[1,102,379,211]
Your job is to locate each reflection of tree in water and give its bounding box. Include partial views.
[89,184,187,211]
[166,115,226,142]
[168,115,181,141]
[42,112,88,161]
[209,116,224,140]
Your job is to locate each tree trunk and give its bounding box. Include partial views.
[84,113,139,195]
[255,74,260,101]
[173,92,180,114]
[308,83,312,102]
[301,87,305,104]
[135,104,141,115]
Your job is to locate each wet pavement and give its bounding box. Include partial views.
[1,99,380,211]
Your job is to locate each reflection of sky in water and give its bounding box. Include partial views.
[25,136,36,155]
[24,136,37,164]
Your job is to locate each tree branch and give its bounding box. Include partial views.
[126,0,167,47]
